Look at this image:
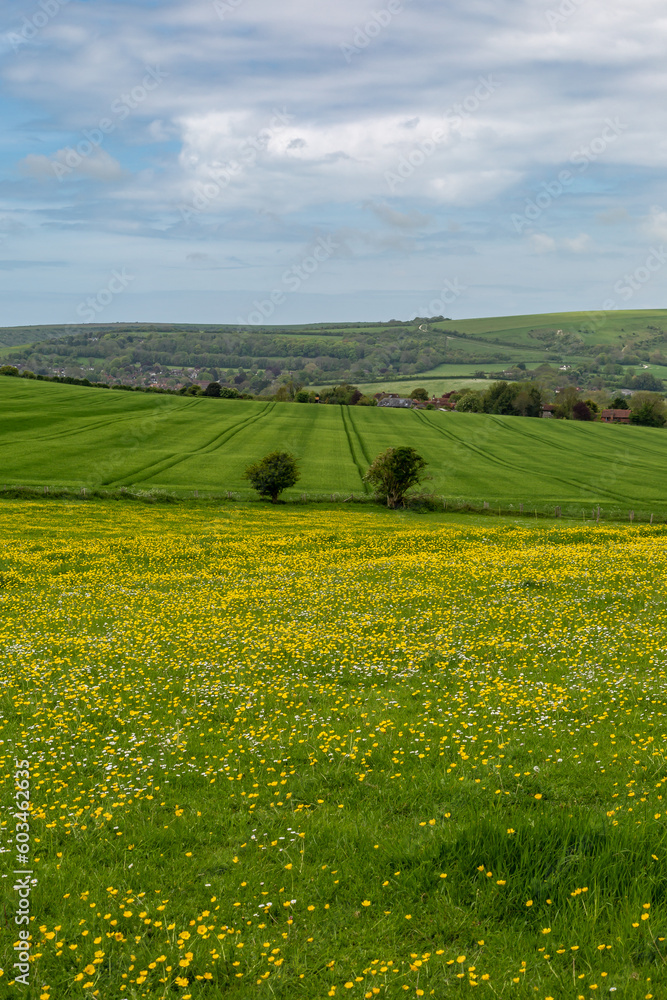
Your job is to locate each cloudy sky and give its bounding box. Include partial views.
[1,0,667,327]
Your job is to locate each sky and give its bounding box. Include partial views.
[1,0,667,328]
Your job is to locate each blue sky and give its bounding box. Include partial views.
[1,0,667,327]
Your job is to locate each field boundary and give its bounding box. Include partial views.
[0,484,664,525]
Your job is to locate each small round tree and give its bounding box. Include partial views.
[364,446,428,509]
[243,451,300,503]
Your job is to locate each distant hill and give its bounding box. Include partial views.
[3,375,667,514]
[2,309,666,394]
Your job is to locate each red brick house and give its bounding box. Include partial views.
[601,408,631,424]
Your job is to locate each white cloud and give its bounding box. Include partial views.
[644,205,667,241]
[530,234,557,254]
[3,0,667,322]
[563,233,591,253]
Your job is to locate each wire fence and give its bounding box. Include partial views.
[0,484,664,525]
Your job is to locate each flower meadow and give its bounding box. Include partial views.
[1,501,667,999]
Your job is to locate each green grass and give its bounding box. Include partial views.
[434,308,667,348]
[4,376,667,514]
[311,377,490,395]
[2,502,667,998]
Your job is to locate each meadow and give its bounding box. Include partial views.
[1,501,667,999]
[3,377,667,516]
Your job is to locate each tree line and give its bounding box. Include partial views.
[454,381,666,427]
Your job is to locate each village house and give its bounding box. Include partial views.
[541,404,557,418]
[377,394,414,408]
[601,408,631,424]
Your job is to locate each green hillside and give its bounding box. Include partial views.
[3,377,667,513]
[2,308,667,392]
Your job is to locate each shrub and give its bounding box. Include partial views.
[364,446,428,509]
[572,400,593,421]
[243,451,300,503]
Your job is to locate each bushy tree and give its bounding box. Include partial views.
[203,381,221,397]
[320,383,360,405]
[629,394,667,427]
[482,381,542,417]
[630,372,664,392]
[483,381,518,415]
[243,451,300,503]
[364,446,428,509]
[572,400,593,421]
[456,391,483,412]
[410,387,429,401]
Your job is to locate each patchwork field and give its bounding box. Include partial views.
[3,377,667,515]
[2,503,667,998]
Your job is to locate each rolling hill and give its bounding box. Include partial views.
[2,308,667,393]
[3,376,667,514]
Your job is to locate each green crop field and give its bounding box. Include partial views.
[2,502,667,998]
[3,376,667,515]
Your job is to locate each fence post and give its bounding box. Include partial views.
[629,510,634,522]
[483,501,489,509]
[596,506,600,522]
[519,503,523,514]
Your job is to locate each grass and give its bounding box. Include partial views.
[1,502,667,999]
[4,376,667,514]
[311,377,491,395]
[433,308,667,348]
